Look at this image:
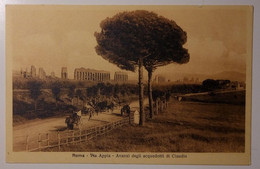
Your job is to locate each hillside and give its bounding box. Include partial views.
[160,71,246,83]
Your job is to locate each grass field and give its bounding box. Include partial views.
[48,91,245,152]
[182,90,245,105]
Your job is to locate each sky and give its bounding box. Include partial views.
[6,5,252,80]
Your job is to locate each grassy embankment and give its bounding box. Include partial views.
[48,90,245,152]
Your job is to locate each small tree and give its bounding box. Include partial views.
[68,84,76,105]
[51,82,61,108]
[27,80,42,111]
[202,79,219,91]
[75,89,84,106]
[86,85,98,100]
[103,83,113,99]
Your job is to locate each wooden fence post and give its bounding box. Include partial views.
[38,133,41,151]
[129,113,131,124]
[46,133,49,147]
[79,130,82,142]
[72,131,75,145]
[66,132,69,145]
[57,132,61,151]
[85,130,88,141]
[26,135,29,151]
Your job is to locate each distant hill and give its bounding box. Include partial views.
[209,71,246,82]
[160,71,246,83]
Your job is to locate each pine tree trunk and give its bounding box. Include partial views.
[148,70,154,119]
[138,58,145,126]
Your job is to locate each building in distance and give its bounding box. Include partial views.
[20,68,29,78]
[153,75,166,84]
[30,65,36,78]
[38,67,46,79]
[61,67,68,79]
[74,67,110,82]
[114,71,128,83]
[50,72,55,78]
[20,65,37,78]
[174,77,200,84]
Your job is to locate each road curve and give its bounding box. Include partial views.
[13,98,148,151]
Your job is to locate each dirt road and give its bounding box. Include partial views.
[13,98,148,151]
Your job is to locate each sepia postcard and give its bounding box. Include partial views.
[6,5,253,164]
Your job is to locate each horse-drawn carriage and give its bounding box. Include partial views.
[65,104,96,130]
[65,102,129,130]
[65,111,81,130]
[121,104,130,116]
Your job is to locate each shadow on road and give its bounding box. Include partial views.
[89,119,110,123]
[50,126,67,132]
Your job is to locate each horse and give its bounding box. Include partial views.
[65,111,81,130]
[65,116,74,130]
[121,104,130,116]
[106,101,115,113]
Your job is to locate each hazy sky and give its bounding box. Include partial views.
[6,5,252,80]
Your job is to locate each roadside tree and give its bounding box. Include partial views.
[144,31,189,118]
[27,80,42,111]
[68,84,76,105]
[51,82,61,108]
[95,10,189,124]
